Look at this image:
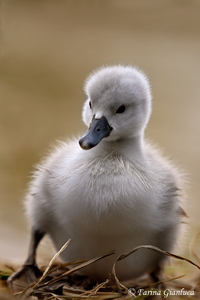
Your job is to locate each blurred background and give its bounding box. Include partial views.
[1,0,200,266]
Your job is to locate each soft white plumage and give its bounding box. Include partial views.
[24,65,185,282]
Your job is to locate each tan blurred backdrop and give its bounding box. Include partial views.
[0,0,200,265]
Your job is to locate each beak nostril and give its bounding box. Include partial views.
[79,116,112,150]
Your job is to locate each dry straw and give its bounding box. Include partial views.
[2,237,200,300]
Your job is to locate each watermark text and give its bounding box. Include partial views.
[129,287,195,298]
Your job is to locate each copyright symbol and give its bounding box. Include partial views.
[129,288,136,296]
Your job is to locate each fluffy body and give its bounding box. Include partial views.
[26,66,185,281]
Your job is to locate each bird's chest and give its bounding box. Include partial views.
[59,156,155,229]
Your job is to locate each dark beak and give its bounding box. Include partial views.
[79,116,112,150]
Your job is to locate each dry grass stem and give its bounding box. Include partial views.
[3,241,200,300]
[115,244,200,269]
[35,250,115,290]
[33,239,71,288]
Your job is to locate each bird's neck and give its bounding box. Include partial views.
[94,134,145,161]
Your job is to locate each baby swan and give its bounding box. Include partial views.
[8,65,185,286]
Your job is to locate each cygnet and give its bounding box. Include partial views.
[9,65,186,284]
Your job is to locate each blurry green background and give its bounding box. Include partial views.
[1,0,200,265]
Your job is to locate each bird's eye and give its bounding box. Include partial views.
[116,105,126,114]
[89,101,92,109]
